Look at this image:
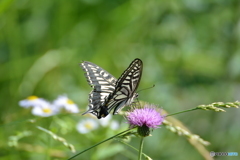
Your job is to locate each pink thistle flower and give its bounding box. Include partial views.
[126,104,165,136]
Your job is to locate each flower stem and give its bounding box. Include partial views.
[68,128,134,160]
[117,139,151,159]
[166,108,198,117]
[138,137,144,160]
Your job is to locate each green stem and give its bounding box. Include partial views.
[68,128,134,160]
[166,108,198,117]
[138,137,144,160]
[117,139,150,159]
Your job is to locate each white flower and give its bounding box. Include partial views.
[110,120,120,130]
[98,114,112,127]
[98,115,120,130]
[53,95,79,113]
[19,96,47,108]
[31,102,59,117]
[76,118,99,134]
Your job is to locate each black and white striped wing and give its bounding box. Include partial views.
[98,58,143,118]
[81,61,117,116]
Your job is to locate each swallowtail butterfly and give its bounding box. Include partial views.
[81,58,143,119]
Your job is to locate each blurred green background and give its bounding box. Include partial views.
[1,0,240,159]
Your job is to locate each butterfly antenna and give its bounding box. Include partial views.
[137,84,155,93]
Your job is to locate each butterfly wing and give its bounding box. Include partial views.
[98,58,143,118]
[80,61,117,116]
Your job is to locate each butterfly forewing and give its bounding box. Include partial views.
[81,61,116,88]
[100,58,143,117]
[116,58,142,95]
[81,61,117,115]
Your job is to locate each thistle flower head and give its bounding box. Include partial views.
[126,104,165,137]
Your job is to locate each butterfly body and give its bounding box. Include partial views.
[81,58,143,119]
